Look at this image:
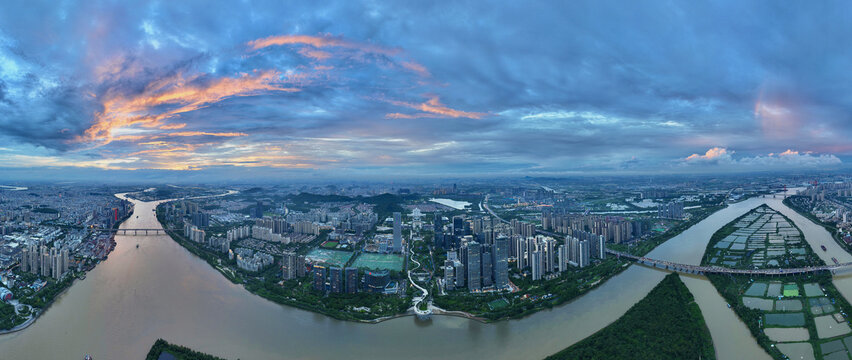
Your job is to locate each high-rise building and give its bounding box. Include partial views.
[434,212,444,248]
[544,238,556,273]
[453,216,465,237]
[345,267,358,293]
[480,246,493,288]
[255,200,264,219]
[192,212,209,228]
[566,237,591,268]
[557,244,567,273]
[443,261,456,291]
[282,252,303,280]
[329,267,342,293]
[393,212,402,252]
[492,236,509,289]
[312,266,327,292]
[531,250,543,281]
[465,242,482,291]
[296,255,306,278]
[20,246,28,273]
[578,240,590,268]
[40,245,50,278]
[595,235,606,259]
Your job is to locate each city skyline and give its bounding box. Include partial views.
[0,2,850,181]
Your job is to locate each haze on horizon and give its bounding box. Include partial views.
[0,1,849,181]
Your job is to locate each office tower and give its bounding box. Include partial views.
[255,200,264,218]
[345,267,358,293]
[466,242,482,291]
[364,270,391,293]
[453,216,464,237]
[434,212,444,248]
[444,262,456,291]
[454,261,465,288]
[312,266,326,292]
[481,246,493,288]
[393,212,402,252]
[329,267,342,293]
[492,236,509,289]
[473,217,483,237]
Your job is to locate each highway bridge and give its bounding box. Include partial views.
[482,194,851,276]
[607,249,852,276]
[93,228,175,236]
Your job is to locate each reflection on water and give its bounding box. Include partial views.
[0,195,829,359]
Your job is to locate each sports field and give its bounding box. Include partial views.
[306,248,354,267]
[488,298,510,310]
[351,252,404,271]
[321,240,339,249]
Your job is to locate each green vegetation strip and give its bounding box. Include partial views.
[546,273,715,360]
[146,338,225,360]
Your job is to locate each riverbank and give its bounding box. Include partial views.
[155,207,411,323]
[547,273,715,359]
[146,338,226,360]
[783,196,845,250]
[0,207,134,336]
[155,197,727,325]
[701,199,852,359]
[436,204,726,322]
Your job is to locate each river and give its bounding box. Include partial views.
[0,192,839,359]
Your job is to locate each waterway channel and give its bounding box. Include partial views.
[0,192,842,359]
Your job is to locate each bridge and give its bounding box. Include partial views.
[93,228,175,236]
[482,195,852,276]
[606,249,852,276]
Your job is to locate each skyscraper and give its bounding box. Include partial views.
[493,236,509,289]
[466,242,482,291]
[453,216,464,237]
[255,200,264,218]
[434,212,444,248]
[480,245,493,288]
[392,212,402,252]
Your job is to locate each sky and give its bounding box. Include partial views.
[0,1,849,181]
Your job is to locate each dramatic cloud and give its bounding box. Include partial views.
[685,147,732,162]
[681,147,841,170]
[0,1,851,179]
